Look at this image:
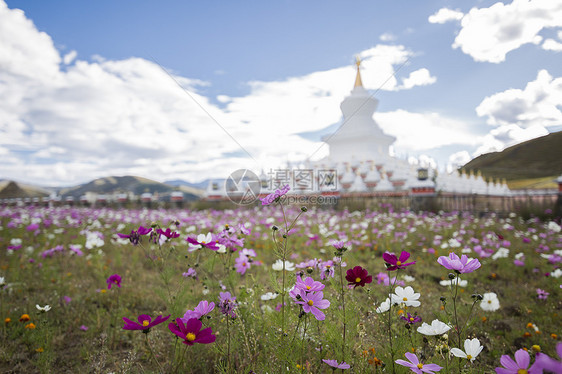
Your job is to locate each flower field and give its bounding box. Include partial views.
[0,197,561,373]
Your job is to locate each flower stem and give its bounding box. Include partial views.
[145,333,164,373]
[338,258,347,363]
[387,270,397,374]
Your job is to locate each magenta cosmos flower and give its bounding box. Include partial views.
[322,359,350,369]
[345,265,373,288]
[383,251,415,271]
[168,317,216,346]
[106,274,121,289]
[495,348,542,374]
[122,314,171,332]
[400,312,422,325]
[437,252,481,274]
[156,228,180,239]
[295,291,330,321]
[396,352,442,373]
[117,226,152,245]
[260,184,290,205]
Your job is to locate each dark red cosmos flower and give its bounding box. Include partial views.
[168,318,216,346]
[122,314,171,332]
[382,251,415,271]
[345,266,373,288]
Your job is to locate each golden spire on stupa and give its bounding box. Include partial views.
[354,56,363,88]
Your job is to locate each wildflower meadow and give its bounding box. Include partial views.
[1,189,561,373]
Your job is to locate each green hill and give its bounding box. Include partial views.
[462,131,562,189]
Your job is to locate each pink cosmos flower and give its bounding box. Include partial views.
[168,318,216,346]
[536,288,549,300]
[260,184,290,205]
[396,352,442,373]
[534,342,562,373]
[123,314,171,332]
[295,291,330,321]
[495,348,542,374]
[106,274,121,289]
[322,359,350,369]
[383,251,416,271]
[182,300,215,322]
[234,253,252,275]
[295,275,325,293]
[437,252,481,274]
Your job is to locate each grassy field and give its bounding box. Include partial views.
[0,203,561,373]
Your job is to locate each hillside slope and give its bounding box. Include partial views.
[463,132,562,186]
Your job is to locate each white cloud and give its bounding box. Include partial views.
[63,50,77,65]
[542,38,562,51]
[376,110,479,151]
[400,68,437,89]
[452,0,562,63]
[476,69,562,128]
[380,32,396,42]
[447,151,472,172]
[473,124,549,156]
[428,8,464,24]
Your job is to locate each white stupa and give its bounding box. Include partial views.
[322,58,395,164]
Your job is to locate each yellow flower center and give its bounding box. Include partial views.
[186,333,196,342]
[403,297,408,301]
[467,354,472,360]
[417,363,423,369]
[201,241,206,244]
[488,300,492,304]
[307,300,314,306]
[355,277,361,283]
[243,262,247,266]
[410,317,414,322]
[326,265,331,268]
[397,261,402,266]
[142,320,150,327]
[306,286,311,290]
[517,370,528,374]
[114,279,119,284]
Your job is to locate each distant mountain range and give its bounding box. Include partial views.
[462,131,562,189]
[0,176,205,200]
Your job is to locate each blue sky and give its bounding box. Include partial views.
[1,0,561,186]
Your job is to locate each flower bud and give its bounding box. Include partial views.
[272,225,279,231]
[300,206,308,212]
[448,273,456,280]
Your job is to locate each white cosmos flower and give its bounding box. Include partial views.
[551,268,562,278]
[417,319,452,336]
[451,338,483,362]
[403,275,415,283]
[375,298,391,313]
[0,277,5,287]
[272,260,295,272]
[36,304,51,312]
[391,286,421,307]
[439,278,468,287]
[491,247,509,260]
[480,292,500,311]
[260,292,278,301]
